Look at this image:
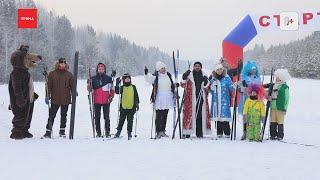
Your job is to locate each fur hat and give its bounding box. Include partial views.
[274,69,291,82]
[214,63,224,71]
[156,61,166,71]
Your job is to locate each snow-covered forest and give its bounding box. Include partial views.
[0,0,173,83]
[245,32,320,79]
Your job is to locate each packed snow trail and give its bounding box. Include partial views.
[0,76,319,180]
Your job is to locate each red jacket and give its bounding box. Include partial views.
[91,74,114,104]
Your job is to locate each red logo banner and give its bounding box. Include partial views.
[17,9,38,29]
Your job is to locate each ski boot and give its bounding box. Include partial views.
[114,130,121,138]
[128,131,132,140]
[59,129,66,138]
[241,123,247,140]
[104,131,111,138]
[96,132,102,138]
[160,131,169,138]
[270,136,277,140]
[270,122,278,140]
[277,124,284,141]
[155,132,162,139]
[24,130,33,138]
[241,132,247,140]
[10,129,25,140]
[43,131,52,138]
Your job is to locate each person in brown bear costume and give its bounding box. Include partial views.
[8,45,42,139]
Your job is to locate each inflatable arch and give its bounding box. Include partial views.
[223,11,320,71]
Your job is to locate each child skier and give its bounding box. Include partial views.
[239,61,262,140]
[269,69,290,140]
[115,74,139,140]
[243,84,265,142]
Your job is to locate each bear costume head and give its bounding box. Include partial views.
[11,45,42,70]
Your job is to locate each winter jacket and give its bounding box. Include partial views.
[91,74,114,104]
[210,75,234,121]
[145,71,174,103]
[48,62,74,105]
[271,83,289,112]
[243,99,265,121]
[115,84,139,110]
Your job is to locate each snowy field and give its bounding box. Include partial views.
[0,76,319,180]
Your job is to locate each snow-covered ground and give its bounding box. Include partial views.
[0,76,319,180]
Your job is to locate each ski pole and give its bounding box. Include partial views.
[194,90,204,123]
[134,111,138,137]
[150,104,155,139]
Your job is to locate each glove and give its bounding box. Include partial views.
[108,97,113,104]
[242,80,248,87]
[152,70,158,76]
[34,92,39,101]
[144,66,148,75]
[136,105,139,111]
[116,77,121,86]
[45,97,49,105]
[111,70,116,77]
[87,84,92,92]
[182,70,191,80]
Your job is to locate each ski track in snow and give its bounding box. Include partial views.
[0,76,319,180]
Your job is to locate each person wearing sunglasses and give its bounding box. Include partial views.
[43,57,74,138]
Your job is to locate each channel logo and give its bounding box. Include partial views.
[279,12,299,31]
[17,9,38,29]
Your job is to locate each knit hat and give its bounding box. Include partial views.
[214,63,224,71]
[156,61,166,71]
[194,61,202,68]
[274,69,291,82]
[122,73,131,85]
[122,73,131,80]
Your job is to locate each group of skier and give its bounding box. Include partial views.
[8,45,291,142]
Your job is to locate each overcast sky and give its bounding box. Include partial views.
[35,0,320,61]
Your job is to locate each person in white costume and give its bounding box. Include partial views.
[144,61,176,139]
